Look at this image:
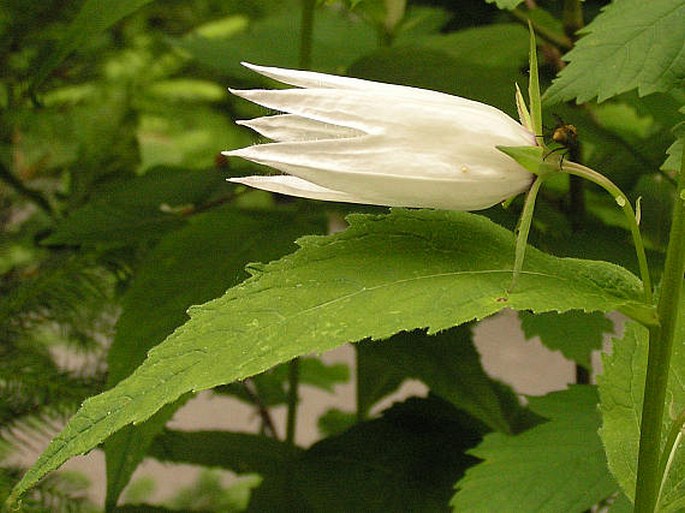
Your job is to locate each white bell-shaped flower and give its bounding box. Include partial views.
[224,63,536,211]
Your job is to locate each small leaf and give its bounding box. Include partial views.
[544,0,685,104]
[519,310,614,369]
[452,386,618,512]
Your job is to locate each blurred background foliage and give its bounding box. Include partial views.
[0,0,679,511]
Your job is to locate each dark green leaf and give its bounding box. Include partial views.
[452,386,618,512]
[359,327,523,433]
[317,408,357,437]
[251,396,479,513]
[31,0,157,90]
[148,430,301,476]
[45,167,224,247]
[356,342,405,418]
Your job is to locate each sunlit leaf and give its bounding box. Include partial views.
[8,209,650,504]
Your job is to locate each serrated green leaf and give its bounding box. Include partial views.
[358,327,523,433]
[663,139,684,172]
[104,206,325,508]
[600,313,685,510]
[8,209,650,505]
[544,0,685,104]
[44,167,224,247]
[452,386,618,512]
[31,0,156,90]
[519,310,614,368]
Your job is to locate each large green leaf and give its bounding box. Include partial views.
[31,0,157,90]
[8,209,650,505]
[600,314,685,510]
[452,386,618,512]
[544,0,685,104]
[104,206,325,508]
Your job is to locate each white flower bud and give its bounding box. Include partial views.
[224,63,536,211]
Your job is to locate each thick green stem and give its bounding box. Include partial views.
[634,140,685,512]
[561,161,652,303]
[511,175,546,290]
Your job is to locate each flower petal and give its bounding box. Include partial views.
[228,175,367,204]
[225,144,532,211]
[238,114,361,142]
[230,87,534,146]
[224,135,529,180]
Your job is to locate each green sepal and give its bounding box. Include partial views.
[497,145,556,176]
[527,21,543,140]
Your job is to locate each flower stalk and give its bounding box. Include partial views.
[561,160,652,303]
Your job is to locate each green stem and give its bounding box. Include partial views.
[355,345,365,423]
[561,161,652,303]
[299,0,316,69]
[0,161,54,216]
[511,175,546,290]
[285,0,316,448]
[634,139,685,512]
[562,0,584,41]
[286,357,300,446]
